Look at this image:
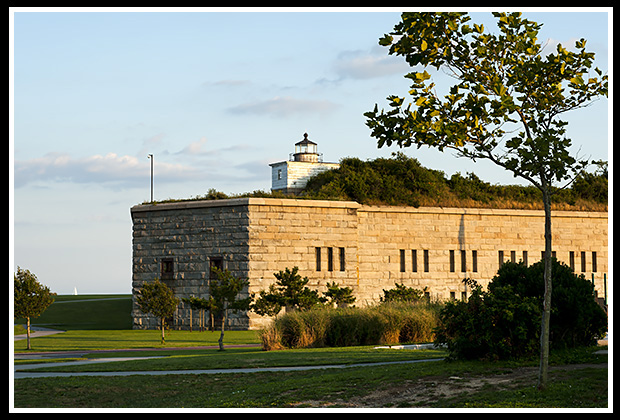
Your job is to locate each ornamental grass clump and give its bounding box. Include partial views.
[259,301,441,350]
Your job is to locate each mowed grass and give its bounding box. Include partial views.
[12,295,608,409]
[14,328,262,352]
[14,350,607,409]
[13,294,261,352]
[14,294,133,330]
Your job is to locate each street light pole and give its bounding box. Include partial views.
[147,154,153,203]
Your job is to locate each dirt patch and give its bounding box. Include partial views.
[292,363,607,408]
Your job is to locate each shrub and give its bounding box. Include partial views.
[435,260,607,361]
[381,282,426,303]
[302,153,607,210]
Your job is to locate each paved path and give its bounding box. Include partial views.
[13,357,443,380]
[13,326,65,341]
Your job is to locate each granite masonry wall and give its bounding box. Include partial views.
[131,198,608,330]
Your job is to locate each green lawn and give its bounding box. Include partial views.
[13,349,607,408]
[17,345,447,372]
[14,328,261,352]
[14,294,133,330]
[12,295,609,409]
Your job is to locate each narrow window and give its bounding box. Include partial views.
[277,169,282,180]
[339,247,345,272]
[411,250,418,272]
[510,250,516,263]
[327,247,334,272]
[161,258,174,280]
[460,250,467,272]
[541,250,557,260]
[423,250,429,272]
[581,251,586,273]
[522,250,528,266]
[449,250,455,272]
[498,250,504,268]
[472,250,478,273]
[400,249,406,272]
[450,291,456,300]
[209,257,223,280]
[315,247,322,271]
[592,252,597,273]
[569,251,575,271]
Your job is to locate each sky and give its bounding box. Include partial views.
[10,7,611,294]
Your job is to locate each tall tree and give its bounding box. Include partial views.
[364,12,607,389]
[14,267,55,350]
[136,279,180,344]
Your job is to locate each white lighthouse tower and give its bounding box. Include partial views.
[270,133,340,194]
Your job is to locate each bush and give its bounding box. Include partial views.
[381,282,426,303]
[435,260,607,361]
[259,301,441,350]
[302,153,607,209]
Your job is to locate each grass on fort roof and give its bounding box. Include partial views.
[142,155,608,212]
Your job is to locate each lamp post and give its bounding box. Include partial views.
[147,154,153,203]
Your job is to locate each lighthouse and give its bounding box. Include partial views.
[270,133,340,195]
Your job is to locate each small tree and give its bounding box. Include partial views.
[252,267,325,316]
[209,267,253,351]
[381,283,427,303]
[324,282,356,308]
[136,279,180,344]
[14,267,55,350]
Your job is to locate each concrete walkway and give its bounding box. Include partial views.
[13,326,65,341]
[13,332,608,380]
[13,357,443,380]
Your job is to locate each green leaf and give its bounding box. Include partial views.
[570,75,584,85]
[378,35,393,46]
[415,70,432,81]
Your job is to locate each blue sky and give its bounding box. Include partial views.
[10,8,610,294]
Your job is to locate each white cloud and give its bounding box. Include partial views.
[14,152,201,189]
[332,46,411,80]
[177,137,209,155]
[227,96,339,117]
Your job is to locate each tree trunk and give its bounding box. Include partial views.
[26,317,31,350]
[538,187,553,390]
[161,317,166,345]
[218,303,227,351]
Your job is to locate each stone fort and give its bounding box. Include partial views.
[131,134,608,330]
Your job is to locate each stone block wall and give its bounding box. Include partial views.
[131,198,608,330]
[246,198,361,329]
[131,199,253,330]
[356,206,608,305]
